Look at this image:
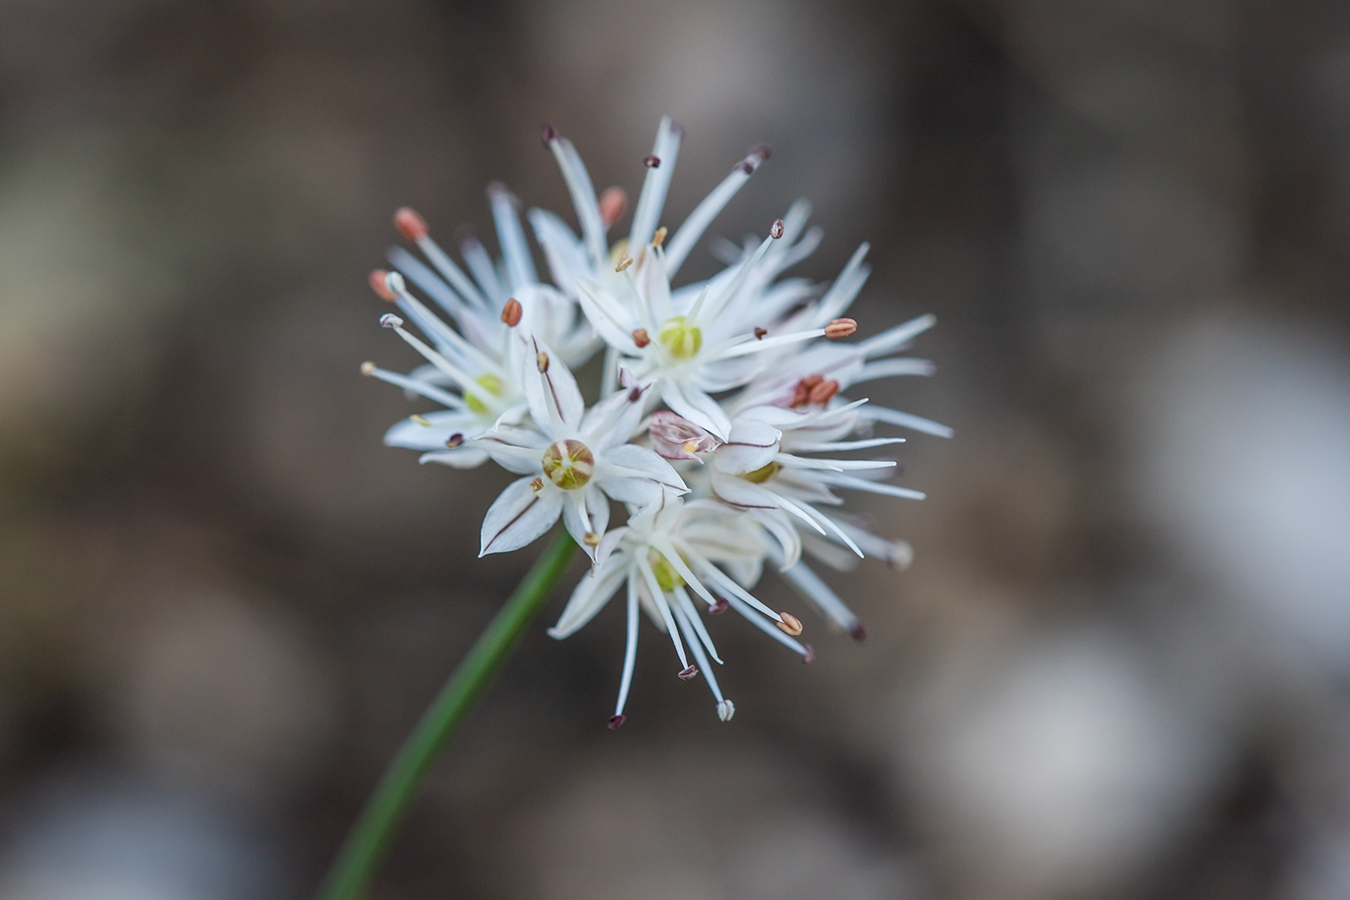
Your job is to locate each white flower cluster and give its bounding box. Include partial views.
[363,118,949,727]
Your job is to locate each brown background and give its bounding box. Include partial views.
[0,1,1348,898]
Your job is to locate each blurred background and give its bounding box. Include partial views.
[1,0,1348,897]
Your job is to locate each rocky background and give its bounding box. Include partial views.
[1,0,1349,898]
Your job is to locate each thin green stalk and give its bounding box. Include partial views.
[318,531,578,900]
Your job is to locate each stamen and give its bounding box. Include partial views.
[608,714,625,730]
[445,433,464,449]
[677,665,698,680]
[652,226,667,248]
[808,379,840,405]
[615,253,633,273]
[536,350,550,373]
[379,313,403,329]
[850,623,866,641]
[599,187,627,228]
[584,531,601,546]
[754,327,767,339]
[541,122,557,145]
[394,207,429,242]
[709,598,729,615]
[360,361,376,376]
[717,699,736,722]
[776,612,804,636]
[825,318,858,339]
[501,298,522,327]
[410,414,432,426]
[770,218,784,240]
[368,269,396,301]
[643,154,660,168]
[632,328,651,348]
[530,476,544,493]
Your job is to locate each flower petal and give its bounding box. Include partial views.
[479,477,564,556]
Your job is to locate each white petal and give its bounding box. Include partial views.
[860,405,954,438]
[489,185,538,290]
[780,561,860,635]
[523,335,586,433]
[857,313,937,358]
[575,280,641,351]
[383,411,483,450]
[709,471,783,510]
[528,208,591,297]
[714,418,782,474]
[418,448,490,468]
[660,380,732,441]
[629,116,681,252]
[549,554,629,639]
[562,488,611,560]
[479,478,564,556]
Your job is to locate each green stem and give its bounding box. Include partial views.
[318,531,578,900]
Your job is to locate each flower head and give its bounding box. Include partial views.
[361,117,949,724]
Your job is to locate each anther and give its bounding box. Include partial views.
[599,187,628,228]
[536,351,549,373]
[410,414,432,426]
[751,144,772,161]
[776,612,804,636]
[850,623,867,642]
[368,269,396,301]
[709,598,729,615]
[770,219,784,240]
[445,433,464,449]
[808,379,840,405]
[825,318,858,339]
[394,207,429,242]
[754,327,767,340]
[643,154,660,168]
[384,271,407,295]
[678,665,698,680]
[501,298,522,327]
[682,441,697,454]
[583,531,601,547]
[628,387,642,402]
[615,253,633,273]
[631,328,651,349]
[608,714,626,730]
[802,644,815,664]
[734,160,754,175]
[717,699,736,722]
[541,122,557,145]
[360,361,376,376]
[530,477,544,493]
[652,226,667,248]
[379,313,403,329]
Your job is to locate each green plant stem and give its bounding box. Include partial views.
[318,531,578,900]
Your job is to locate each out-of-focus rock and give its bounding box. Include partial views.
[1130,314,1350,672]
[511,740,917,900]
[117,588,336,804]
[895,627,1226,898]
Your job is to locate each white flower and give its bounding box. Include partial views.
[473,336,686,560]
[360,115,949,724]
[548,495,810,728]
